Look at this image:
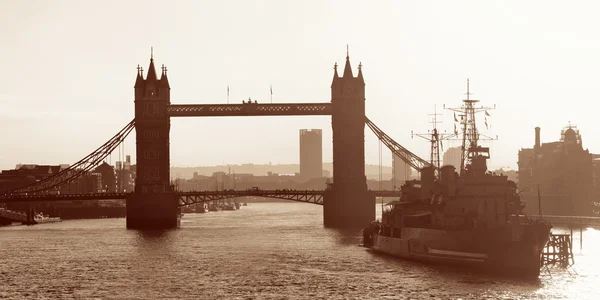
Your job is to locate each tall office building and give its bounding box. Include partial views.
[443,146,462,170]
[299,129,323,180]
[392,154,412,188]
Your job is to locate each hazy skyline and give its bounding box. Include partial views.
[2,0,600,171]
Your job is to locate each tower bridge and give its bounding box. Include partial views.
[130,51,371,229]
[0,51,427,229]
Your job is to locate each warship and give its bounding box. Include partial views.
[363,81,551,277]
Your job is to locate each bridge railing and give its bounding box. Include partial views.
[0,189,402,206]
[176,189,326,206]
[167,103,332,117]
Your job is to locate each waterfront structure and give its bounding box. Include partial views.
[518,125,597,216]
[0,164,119,219]
[0,164,101,194]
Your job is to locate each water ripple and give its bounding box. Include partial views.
[1,203,599,299]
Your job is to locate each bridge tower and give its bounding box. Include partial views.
[324,53,375,227]
[127,54,179,229]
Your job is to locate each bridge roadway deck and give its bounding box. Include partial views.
[0,189,402,206]
[167,103,332,117]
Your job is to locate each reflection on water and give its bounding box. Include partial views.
[325,228,363,246]
[1,202,600,299]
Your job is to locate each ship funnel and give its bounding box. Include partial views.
[420,166,435,185]
[419,166,435,200]
[440,165,456,197]
[535,127,541,151]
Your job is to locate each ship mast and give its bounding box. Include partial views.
[412,105,453,175]
[444,79,496,176]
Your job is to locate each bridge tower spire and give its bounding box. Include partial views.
[325,51,374,227]
[128,52,178,229]
[342,47,354,78]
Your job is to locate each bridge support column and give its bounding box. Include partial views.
[130,55,176,229]
[326,53,374,227]
[126,193,180,229]
[323,188,375,228]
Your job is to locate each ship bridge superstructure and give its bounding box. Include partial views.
[444,79,497,176]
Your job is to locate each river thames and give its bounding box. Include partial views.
[1,202,600,299]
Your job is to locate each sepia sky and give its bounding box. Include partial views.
[1,0,600,171]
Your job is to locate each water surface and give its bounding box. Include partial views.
[1,203,599,299]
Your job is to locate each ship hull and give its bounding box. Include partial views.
[368,224,550,278]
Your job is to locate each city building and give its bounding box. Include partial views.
[0,164,66,191]
[62,172,103,194]
[392,154,412,188]
[443,146,462,170]
[94,162,117,192]
[115,155,135,192]
[0,164,117,219]
[0,164,102,194]
[518,125,597,216]
[299,129,323,180]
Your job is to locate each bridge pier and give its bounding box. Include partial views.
[325,54,374,227]
[130,55,176,229]
[323,188,375,228]
[126,193,180,229]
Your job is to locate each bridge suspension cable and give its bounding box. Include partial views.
[1,119,136,195]
[365,117,433,172]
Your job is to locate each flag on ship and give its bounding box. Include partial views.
[454,112,458,122]
[485,110,490,116]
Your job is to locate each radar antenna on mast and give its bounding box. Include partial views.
[444,79,497,176]
[412,105,454,176]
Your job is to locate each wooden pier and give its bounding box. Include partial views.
[542,233,575,269]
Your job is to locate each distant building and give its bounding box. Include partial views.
[0,164,101,193]
[62,172,103,194]
[0,164,63,191]
[94,162,117,192]
[211,171,227,190]
[299,129,323,180]
[443,146,462,170]
[518,125,596,216]
[593,155,600,194]
[392,154,412,188]
[114,155,135,192]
